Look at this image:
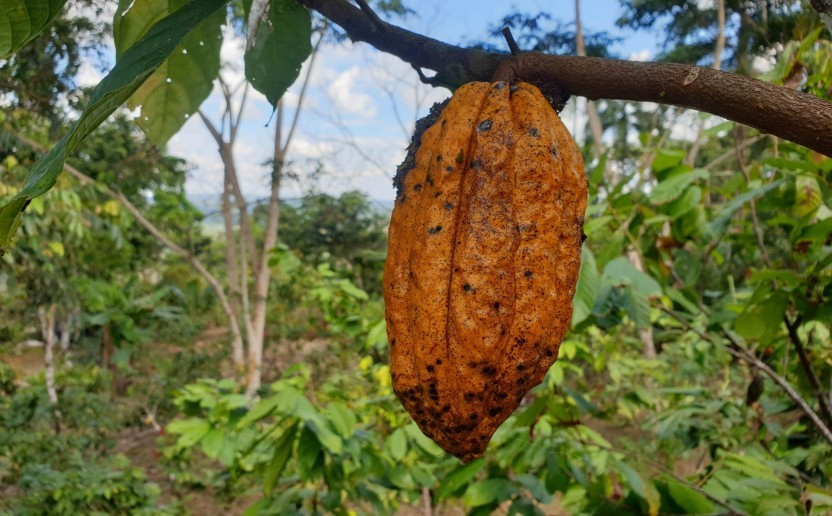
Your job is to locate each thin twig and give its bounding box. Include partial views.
[661,307,832,447]
[501,27,521,55]
[354,0,386,33]
[785,316,832,429]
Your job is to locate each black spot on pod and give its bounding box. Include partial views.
[414,183,423,192]
[481,364,497,376]
[551,146,558,156]
[445,166,453,172]
[470,159,483,170]
[463,283,473,292]
[443,202,453,210]
[428,225,443,234]
[510,85,520,93]
[529,127,539,137]
[524,270,533,279]
[477,120,493,132]
[489,407,501,417]
[493,82,507,90]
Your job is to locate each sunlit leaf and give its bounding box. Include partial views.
[0,0,68,58]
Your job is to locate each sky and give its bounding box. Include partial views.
[79,0,667,206]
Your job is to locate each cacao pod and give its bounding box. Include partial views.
[383,81,587,462]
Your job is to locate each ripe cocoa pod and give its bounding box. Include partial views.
[383,81,587,462]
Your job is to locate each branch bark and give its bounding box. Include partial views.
[300,0,832,157]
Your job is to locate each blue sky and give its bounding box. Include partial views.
[154,0,667,204]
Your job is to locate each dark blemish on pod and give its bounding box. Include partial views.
[464,392,477,401]
[442,404,451,413]
[390,338,396,346]
[470,413,479,420]
[510,85,520,93]
[516,364,525,371]
[551,146,558,156]
[489,407,501,417]
[515,337,526,345]
[428,225,443,234]
[434,191,441,198]
[529,127,539,137]
[435,358,442,365]
[493,301,500,310]
[496,392,508,400]
[524,270,533,279]
[545,347,555,357]
[477,120,493,132]
[414,183,423,192]
[481,364,497,376]
[517,377,527,386]
[445,166,453,172]
[443,201,453,210]
[436,155,442,162]
[426,365,434,372]
[463,283,473,292]
[470,159,482,169]
[441,119,447,126]
[493,82,507,90]
[426,175,434,186]
[456,150,464,163]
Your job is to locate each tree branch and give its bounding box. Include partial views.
[300,0,832,157]
[785,316,832,429]
[662,307,832,447]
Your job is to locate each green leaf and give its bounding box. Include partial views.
[436,458,485,499]
[667,481,715,514]
[794,175,822,218]
[296,424,324,481]
[601,257,661,298]
[0,0,68,58]
[572,246,599,326]
[735,291,788,343]
[386,428,408,461]
[244,0,312,108]
[114,0,224,145]
[618,461,661,515]
[0,0,229,255]
[652,149,685,172]
[709,180,784,235]
[326,402,356,438]
[264,422,297,496]
[200,428,225,459]
[167,418,212,447]
[463,478,517,507]
[650,168,707,204]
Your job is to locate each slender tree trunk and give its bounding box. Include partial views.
[222,177,246,372]
[38,304,62,432]
[245,104,286,396]
[59,309,74,367]
[713,0,726,70]
[574,0,604,158]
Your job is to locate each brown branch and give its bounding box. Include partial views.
[299,0,832,156]
[785,316,832,429]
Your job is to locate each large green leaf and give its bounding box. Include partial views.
[667,480,716,514]
[650,167,707,205]
[114,0,224,146]
[263,422,297,496]
[244,0,312,108]
[0,0,230,255]
[572,246,599,326]
[0,0,68,58]
[436,458,485,499]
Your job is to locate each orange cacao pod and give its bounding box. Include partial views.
[383,81,587,462]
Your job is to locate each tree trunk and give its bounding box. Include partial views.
[245,104,285,397]
[37,304,62,433]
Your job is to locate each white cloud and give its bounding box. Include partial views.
[628,49,652,62]
[325,67,377,117]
